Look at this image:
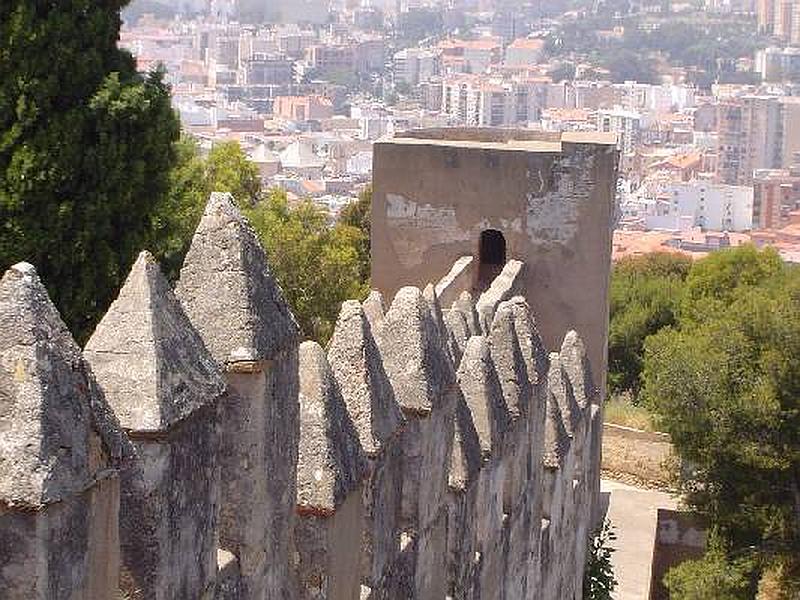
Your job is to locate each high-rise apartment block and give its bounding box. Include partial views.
[715,95,800,185]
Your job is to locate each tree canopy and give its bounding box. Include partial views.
[622,246,800,594]
[1,0,179,340]
[608,252,691,397]
[147,139,370,343]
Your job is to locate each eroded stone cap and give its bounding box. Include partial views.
[327,300,404,455]
[85,251,226,433]
[0,263,96,507]
[176,192,298,366]
[424,282,460,366]
[476,259,525,333]
[501,297,549,387]
[543,355,572,469]
[362,290,386,331]
[377,287,454,414]
[560,331,596,410]
[456,336,510,460]
[297,341,365,512]
[488,302,532,419]
[547,352,581,437]
[449,394,482,492]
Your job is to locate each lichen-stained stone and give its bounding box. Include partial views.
[362,290,386,331]
[560,330,596,410]
[327,301,405,587]
[378,286,454,415]
[548,352,582,439]
[85,251,225,432]
[296,341,366,600]
[476,260,525,334]
[0,262,119,600]
[85,252,223,600]
[328,301,404,456]
[457,336,510,462]
[176,192,300,600]
[175,192,298,365]
[488,302,532,421]
[297,341,365,513]
[542,366,571,472]
[1,263,95,507]
[423,283,460,366]
[498,297,549,597]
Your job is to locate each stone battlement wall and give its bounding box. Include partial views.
[0,193,600,600]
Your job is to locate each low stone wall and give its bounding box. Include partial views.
[601,423,674,487]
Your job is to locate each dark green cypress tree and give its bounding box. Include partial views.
[0,1,180,340]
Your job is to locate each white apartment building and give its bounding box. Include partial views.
[441,76,542,127]
[646,181,754,231]
[393,48,441,86]
[596,107,642,155]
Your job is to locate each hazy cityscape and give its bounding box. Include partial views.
[123,0,800,261]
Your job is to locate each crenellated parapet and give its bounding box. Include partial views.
[0,193,602,600]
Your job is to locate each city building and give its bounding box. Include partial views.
[393,48,442,86]
[647,181,754,231]
[273,95,334,121]
[596,106,642,156]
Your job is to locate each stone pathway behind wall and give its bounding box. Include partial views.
[600,479,678,600]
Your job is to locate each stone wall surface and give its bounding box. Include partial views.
[0,129,611,600]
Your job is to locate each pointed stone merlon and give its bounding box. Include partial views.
[443,393,483,599]
[446,291,480,358]
[540,343,590,600]
[435,255,475,308]
[559,330,598,531]
[176,192,299,367]
[85,251,223,599]
[498,297,548,597]
[488,299,535,517]
[327,301,405,586]
[296,342,366,600]
[456,336,510,463]
[560,331,598,410]
[362,290,386,331]
[378,286,456,600]
[0,263,119,599]
[378,286,454,415]
[424,283,460,366]
[328,300,405,457]
[476,259,525,334]
[176,192,300,599]
[448,392,482,493]
[541,352,575,539]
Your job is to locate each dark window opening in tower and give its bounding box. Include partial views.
[477,229,506,291]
